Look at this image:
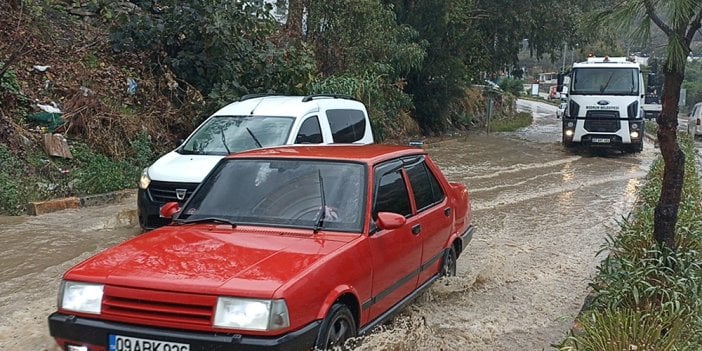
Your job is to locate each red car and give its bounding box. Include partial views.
[48,145,474,351]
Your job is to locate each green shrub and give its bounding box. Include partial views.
[0,144,30,214]
[488,112,533,132]
[70,143,140,195]
[499,78,525,96]
[560,135,702,350]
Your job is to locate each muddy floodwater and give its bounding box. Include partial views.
[0,100,656,350]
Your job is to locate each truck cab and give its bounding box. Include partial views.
[562,56,645,153]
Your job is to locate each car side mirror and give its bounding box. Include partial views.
[375,212,406,230]
[159,202,181,219]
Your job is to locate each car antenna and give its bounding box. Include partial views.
[313,169,326,233]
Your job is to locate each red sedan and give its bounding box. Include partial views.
[48,144,474,351]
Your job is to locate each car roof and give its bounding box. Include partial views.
[212,96,366,118]
[228,144,426,165]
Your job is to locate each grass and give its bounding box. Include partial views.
[488,112,533,132]
[557,134,702,350]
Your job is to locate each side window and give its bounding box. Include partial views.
[374,170,411,217]
[327,109,366,143]
[406,160,445,212]
[295,116,323,144]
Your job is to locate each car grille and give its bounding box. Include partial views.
[102,285,216,331]
[147,181,200,203]
[584,111,621,132]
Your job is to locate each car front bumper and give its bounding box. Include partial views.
[48,313,320,351]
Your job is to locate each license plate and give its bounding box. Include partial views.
[109,334,189,351]
[592,137,610,143]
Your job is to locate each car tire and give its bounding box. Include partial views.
[440,246,457,277]
[314,303,357,350]
[625,141,643,153]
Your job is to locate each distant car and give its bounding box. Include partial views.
[689,102,702,138]
[556,101,567,119]
[48,145,475,351]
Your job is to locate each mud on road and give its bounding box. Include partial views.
[0,100,656,350]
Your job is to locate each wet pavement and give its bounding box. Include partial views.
[0,100,658,350]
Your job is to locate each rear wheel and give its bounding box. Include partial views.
[440,246,457,277]
[315,303,357,350]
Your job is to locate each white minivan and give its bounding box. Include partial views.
[688,102,702,138]
[138,94,374,230]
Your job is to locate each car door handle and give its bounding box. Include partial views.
[411,224,421,235]
[444,208,451,217]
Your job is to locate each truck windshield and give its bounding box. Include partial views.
[180,116,295,155]
[571,68,639,95]
[178,159,366,232]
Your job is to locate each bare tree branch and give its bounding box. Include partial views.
[643,0,673,37]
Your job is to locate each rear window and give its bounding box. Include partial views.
[327,109,366,143]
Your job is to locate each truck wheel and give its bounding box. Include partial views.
[626,142,643,153]
[562,134,574,148]
[315,303,357,350]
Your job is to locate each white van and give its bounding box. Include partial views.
[688,102,702,138]
[138,94,374,230]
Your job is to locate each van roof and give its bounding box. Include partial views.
[212,95,367,118]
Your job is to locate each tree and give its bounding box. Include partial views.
[602,1,702,248]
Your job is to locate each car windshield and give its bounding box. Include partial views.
[180,116,295,155]
[571,68,639,95]
[178,159,366,232]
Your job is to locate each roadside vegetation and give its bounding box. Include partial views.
[558,135,702,350]
[1,0,583,214]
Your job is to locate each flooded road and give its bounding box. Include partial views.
[0,99,657,350]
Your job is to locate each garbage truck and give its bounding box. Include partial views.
[561,56,645,153]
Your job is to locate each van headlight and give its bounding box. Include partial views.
[214,297,289,331]
[59,281,104,314]
[139,168,151,189]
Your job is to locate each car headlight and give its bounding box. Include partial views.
[59,281,104,314]
[139,168,151,189]
[213,297,289,331]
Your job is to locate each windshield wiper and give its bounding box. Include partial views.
[175,217,237,228]
[246,127,263,148]
[600,72,614,93]
[220,127,231,154]
[313,170,326,233]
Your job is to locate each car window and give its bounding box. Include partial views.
[374,170,411,217]
[180,116,295,155]
[295,116,323,144]
[327,109,366,143]
[406,159,445,212]
[180,159,366,232]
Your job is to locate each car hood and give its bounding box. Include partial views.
[65,225,356,297]
[148,151,224,183]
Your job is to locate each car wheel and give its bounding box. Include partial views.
[315,303,357,351]
[440,246,457,277]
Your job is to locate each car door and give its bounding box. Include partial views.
[403,156,452,285]
[366,159,422,321]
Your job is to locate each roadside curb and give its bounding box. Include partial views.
[27,189,136,216]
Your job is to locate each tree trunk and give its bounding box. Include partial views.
[285,0,305,37]
[654,66,685,249]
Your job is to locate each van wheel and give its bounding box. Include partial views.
[315,303,357,350]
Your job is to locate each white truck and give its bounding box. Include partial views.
[562,56,645,153]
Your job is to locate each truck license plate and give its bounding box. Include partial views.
[109,334,189,351]
[592,137,610,143]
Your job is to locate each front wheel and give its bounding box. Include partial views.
[314,303,357,350]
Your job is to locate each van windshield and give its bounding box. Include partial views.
[180,116,295,155]
[571,68,639,95]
